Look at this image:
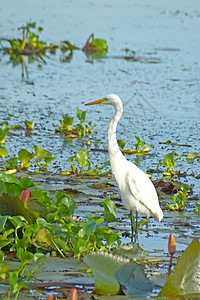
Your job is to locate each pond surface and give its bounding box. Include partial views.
[0,0,200,298]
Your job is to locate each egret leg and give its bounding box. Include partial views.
[134,210,138,243]
[130,210,134,243]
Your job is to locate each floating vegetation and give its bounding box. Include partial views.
[0,145,55,173]
[0,21,161,79]
[161,152,182,177]
[53,108,95,138]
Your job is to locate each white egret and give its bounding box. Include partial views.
[85,94,163,243]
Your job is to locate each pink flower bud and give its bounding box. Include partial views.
[68,288,77,300]
[20,189,31,202]
[46,294,53,300]
[168,233,176,255]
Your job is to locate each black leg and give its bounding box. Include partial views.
[130,210,134,243]
[134,210,138,243]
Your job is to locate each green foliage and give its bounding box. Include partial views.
[102,198,118,222]
[117,136,151,154]
[6,248,47,299]
[84,251,153,296]
[54,108,95,139]
[82,33,108,57]
[0,145,55,172]
[161,152,182,177]
[25,119,34,130]
[195,201,200,215]
[159,238,200,297]
[0,124,10,144]
[166,183,190,211]
[0,173,121,264]
[186,152,200,163]
[134,136,151,153]
[68,149,110,175]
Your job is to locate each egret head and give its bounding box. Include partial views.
[85,94,123,112]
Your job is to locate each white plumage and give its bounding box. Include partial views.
[85,94,163,242]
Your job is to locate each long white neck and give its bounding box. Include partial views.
[107,108,127,172]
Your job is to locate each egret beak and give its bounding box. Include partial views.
[85,97,107,106]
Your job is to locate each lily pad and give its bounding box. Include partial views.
[159,238,200,297]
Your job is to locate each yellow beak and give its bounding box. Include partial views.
[85,97,107,106]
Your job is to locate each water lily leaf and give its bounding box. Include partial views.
[0,193,36,223]
[115,262,154,297]
[159,238,200,297]
[113,243,138,258]
[84,251,130,295]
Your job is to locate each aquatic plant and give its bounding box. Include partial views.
[54,108,95,138]
[117,136,151,154]
[0,124,10,145]
[82,33,108,62]
[0,172,120,260]
[168,233,176,276]
[24,119,34,131]
[66,149,110,176]
[161,152,182,177]
[0,145,55,173]
[166,183,190,211]
[0,21,78,78]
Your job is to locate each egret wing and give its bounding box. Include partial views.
[125,164,159,213]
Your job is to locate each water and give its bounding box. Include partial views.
[0,0,200,298]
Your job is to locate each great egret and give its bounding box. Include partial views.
[85,94,163,243]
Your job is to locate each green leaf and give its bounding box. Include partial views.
[159,238,200,297]
[0,124,10,144]
[91,38,108,51]
[36,228,52,246]
[0,171,19,184]
[0,216,8,232]
[19,177,35,190]
[186,152,195,162]
[0,194,36,223]
[76,149,89,167]
[5,157,18,169]
[84,252,130,295]
[17,248,34,265]
[9,271,19,293]
[115,261,153,296]
[24,197,48,219]
[25,119,34,130]
[102,199,116,216]
[18,149,35,168]
[0,148,8,159]
[117,139,125,150]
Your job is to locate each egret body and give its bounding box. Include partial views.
[85,94,163,242]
